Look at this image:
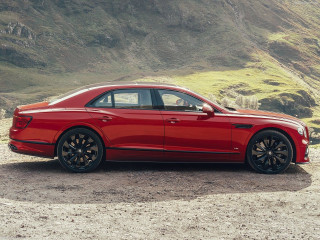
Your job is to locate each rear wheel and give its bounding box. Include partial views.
[57,128,104,173]
[247,130,293,174]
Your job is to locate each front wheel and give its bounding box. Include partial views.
[57,128,104,173]
[246,130,293,174]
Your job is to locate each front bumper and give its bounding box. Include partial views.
[295,140,309,164]
[8,139,55,158]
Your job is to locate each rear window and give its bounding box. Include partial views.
[91,89,153,110]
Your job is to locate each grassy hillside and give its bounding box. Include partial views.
[0,0,320,140]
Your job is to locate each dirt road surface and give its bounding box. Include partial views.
[0,142,319,239]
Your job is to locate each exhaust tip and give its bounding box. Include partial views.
[8,143,17,151]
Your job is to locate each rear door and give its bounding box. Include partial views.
[86,88,164,160]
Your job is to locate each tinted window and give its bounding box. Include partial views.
[93,91,113,108]
[157,89,204,112]
[92,89,153,110]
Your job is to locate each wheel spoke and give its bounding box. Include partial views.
[69,154,77,163]
[254,143,265,151]
[75,156,81,165]
[81,136,90,148]
[252,150,265,156]
[84,142,97,151]
[263,157,270,169]
[62,146,70,152]
[75,134,81,146]
[68,144,76,150]
[270,138,276,148]
[271,157,278,170]
[263,138,270,148]
[273,142,286,150]
[274,150,288,156]
[274,155,286,164]
[255,154,267,163]
[71,138,78,147]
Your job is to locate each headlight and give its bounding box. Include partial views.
[297,126,307,138]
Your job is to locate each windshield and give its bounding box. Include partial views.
[188,89,234,112]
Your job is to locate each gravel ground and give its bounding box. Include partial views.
[0,118,320,239]
[0,144,319,239]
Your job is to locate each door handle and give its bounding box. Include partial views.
[166,118,180,124]
[98,116,113,122]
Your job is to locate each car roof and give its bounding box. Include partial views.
[79,81,190,93]
[48,81,189,106]
[85,81,180,89]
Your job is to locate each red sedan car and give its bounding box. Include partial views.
[9,82,310,174]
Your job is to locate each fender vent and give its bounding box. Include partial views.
[233,124,253,129]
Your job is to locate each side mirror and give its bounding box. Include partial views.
[202,103,214,116]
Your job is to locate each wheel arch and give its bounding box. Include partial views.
[54,125,106,157]
[245,127,297,163]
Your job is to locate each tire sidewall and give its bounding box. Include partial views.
[57,128,104,173]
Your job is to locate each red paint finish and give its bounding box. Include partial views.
[8,139,54,158]
[160,111,235,161]
[87,108,165,161]
[9,82,309,165]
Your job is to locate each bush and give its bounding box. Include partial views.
[0,109,6,120]
[217,94,260,110]
[235,95,260,110]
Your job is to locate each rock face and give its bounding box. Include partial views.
[260,90,316,118]
[0,21,44,67]
[89,34,119,48]
[0,0,319,121]
[0,44,46,67]
[5,22,36,40]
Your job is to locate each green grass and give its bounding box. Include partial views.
[137,53,320,137]
[1,0,320,142]
[139,52,310,103]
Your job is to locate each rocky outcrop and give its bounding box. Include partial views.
[89,33,119,48]
[268,41,302,63]
[5,22,36,40]
[0,44,46,68]
[260,91,316,118]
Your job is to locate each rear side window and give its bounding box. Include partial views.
[91,89,153,110]
[93,92,113,108]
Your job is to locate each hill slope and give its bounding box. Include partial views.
[0,0,320,131]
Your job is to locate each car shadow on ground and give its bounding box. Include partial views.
[0,159,312,204]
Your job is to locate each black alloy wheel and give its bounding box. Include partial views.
[57,128,104,173]
[247,130,293,174]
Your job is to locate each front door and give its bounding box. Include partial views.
[155,89,234,161]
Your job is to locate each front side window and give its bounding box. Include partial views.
[157,89,204,112]
[91,89,153,110]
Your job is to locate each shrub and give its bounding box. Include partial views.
[0,109,6,120]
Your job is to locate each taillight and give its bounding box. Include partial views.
[13,115,32,129]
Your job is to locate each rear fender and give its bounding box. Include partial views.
[53,121,110,147]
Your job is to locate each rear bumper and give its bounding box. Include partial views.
[8,139,55,158]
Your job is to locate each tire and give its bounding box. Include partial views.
[57,128,104,173]
[246,130,293,174]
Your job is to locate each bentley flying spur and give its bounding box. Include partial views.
[9,82,310,173]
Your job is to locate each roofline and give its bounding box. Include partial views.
[83,81,189,91]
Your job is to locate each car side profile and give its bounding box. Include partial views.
[9,82,310,174]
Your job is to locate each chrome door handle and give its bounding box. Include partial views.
[166,118,180,124]
[99,116,112,122]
